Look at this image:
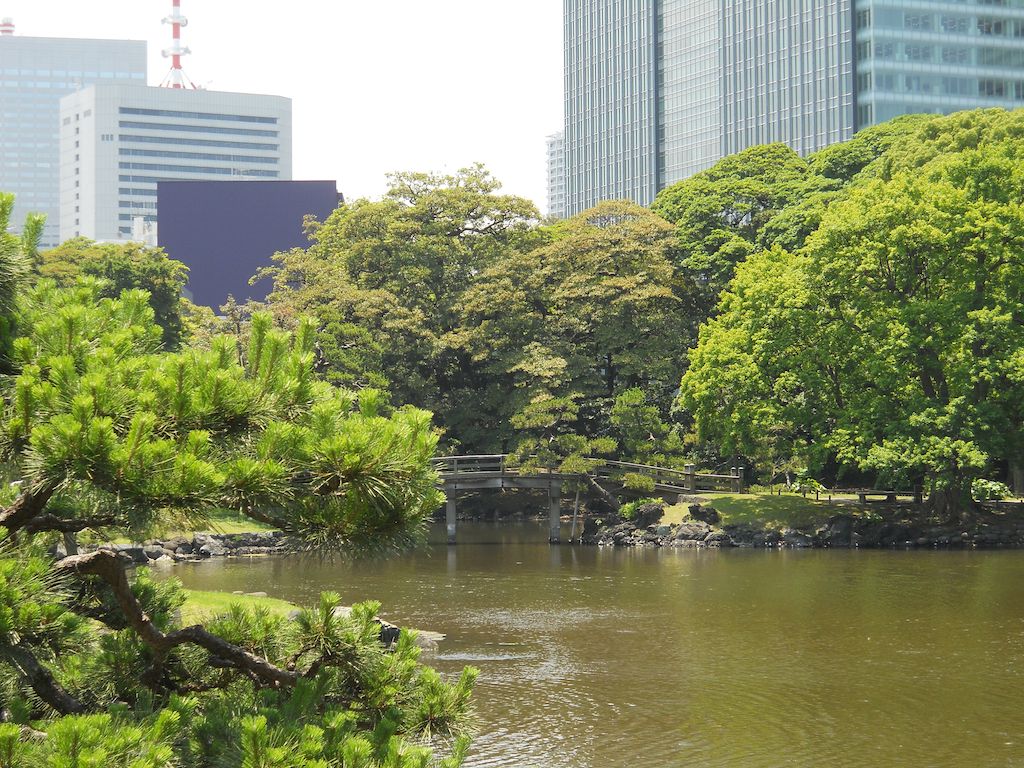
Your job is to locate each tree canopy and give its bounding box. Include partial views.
[678,108,1024,510]
[40,238,190,348]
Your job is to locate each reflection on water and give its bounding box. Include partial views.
[174,520,1024,768]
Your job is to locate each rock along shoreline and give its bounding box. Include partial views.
[582,502,1024,549]
[62,530,294,566]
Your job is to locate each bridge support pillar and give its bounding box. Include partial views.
[548,483,562,544]
[446,496,457,545]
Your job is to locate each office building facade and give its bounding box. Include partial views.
[59,84,292,243]
[158,180,342,308]
[563,0,1024,215]
[855,1,1024,127]
[546,131,567,219]
[0,23,146,248]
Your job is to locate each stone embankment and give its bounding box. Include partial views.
[584,503,1024,549]
[66,531,292,565]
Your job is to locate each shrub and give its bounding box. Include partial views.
[971,478,1013,502]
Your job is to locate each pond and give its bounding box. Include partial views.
[173,521,1024,768]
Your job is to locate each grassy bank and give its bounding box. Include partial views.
[661,491,866,530]
[100,508,278,546]
[181,589,296,623]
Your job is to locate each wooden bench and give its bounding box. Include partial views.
[856,490,899,504]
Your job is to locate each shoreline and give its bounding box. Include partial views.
[581,504,1024,549]
[74,504,1024,568]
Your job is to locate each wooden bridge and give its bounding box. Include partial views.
[430,455,745,544]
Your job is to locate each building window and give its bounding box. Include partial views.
[980,79,1007,97]
[904,14,933,31]
[978,18,1005,36]
[905,45,933,63]
[941,16,969,34]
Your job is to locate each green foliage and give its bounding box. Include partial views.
[463,200,693,454]
[261,165,540,420]
[678,109,1024,514]
[0,263,472,766]
[619,498,661,521]
[609,388,684,467]
[1,280,442,548]
[0,193,35,366]
[40,238,190,349]
[264,179,691,458]
[971,478,1013,502]
[790,475,825,495]
[653,143,834,315]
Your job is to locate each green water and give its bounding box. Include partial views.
[173,521,1024,767]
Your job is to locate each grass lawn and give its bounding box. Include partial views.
[101,508,277,545]
[661,491,866,530]
[180,589,296,624]
[194,508,278,535]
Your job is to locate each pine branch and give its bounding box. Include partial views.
[56,550,299,690]
[5,643,86,715]
[0,483,58,535]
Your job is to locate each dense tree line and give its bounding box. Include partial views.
[262,109,1024,513]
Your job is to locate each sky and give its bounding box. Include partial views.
[4,0,564,209]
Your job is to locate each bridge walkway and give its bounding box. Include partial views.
[430,455,745,544]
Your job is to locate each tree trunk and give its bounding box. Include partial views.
[930,483,970,524]
[1011,461,1024,498]
[584,474,620,514]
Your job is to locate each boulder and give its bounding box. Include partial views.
[675,521,712,541]
[143,544,166,561]
[781,528,813,548]
[193,533,228,558]
[631,503,664,529]
[111,545,149,565]
[688,504,720,524]
[818,515,854,547]
[703,530,734,547]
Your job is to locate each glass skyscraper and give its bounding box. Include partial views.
[0,24,147,249]
[855,0,1024,127]
[562,0,1024,216]
[564,0,660,212]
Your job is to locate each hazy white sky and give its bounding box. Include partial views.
[5,1,564,208]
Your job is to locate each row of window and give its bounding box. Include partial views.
[118,148,278,164]
[118,107,278,124]
[118,162,279,177]
[858,10,1024,37]
[859,40,1024,66]
[859,71,1024,99]
[119,121,279,138]
[119,134,279,151]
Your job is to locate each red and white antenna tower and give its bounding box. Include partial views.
[160,0,197,89]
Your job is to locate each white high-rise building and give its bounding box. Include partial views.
[0,21,147,248]
[545,131,566,220]
[59,84,291,243]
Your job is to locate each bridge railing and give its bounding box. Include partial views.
[431,455,510,476]
[593,460,742,492]
[431,455,745,493]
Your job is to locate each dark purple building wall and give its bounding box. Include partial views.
[157,180,342,309]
